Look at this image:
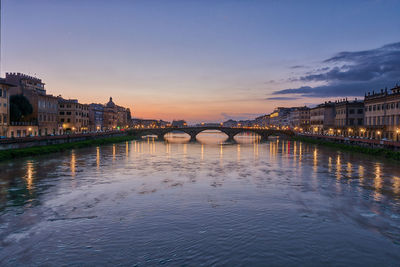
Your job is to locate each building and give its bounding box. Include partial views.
[310,102,335,134]
[0,79,12,137]
[334,98,364,136]
[58,98,89,133]
[103,98,118,130]
[364,86,400,140]
[222,119,238,127]
[171,120,187,128]
[269,107,294,127]
[102,97,131,130]
[254,114,270,127]
[89,103,104,131]
[6,73,59,136]
[131,119,171,128]
[288,107,310,131]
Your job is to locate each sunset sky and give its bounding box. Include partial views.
[2,0,400,123]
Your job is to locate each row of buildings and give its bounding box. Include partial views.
[0,73,131,138]
[257,85,400,141]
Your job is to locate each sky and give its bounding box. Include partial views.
[2,0,400,123]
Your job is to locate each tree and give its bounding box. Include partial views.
[10,94,33,122]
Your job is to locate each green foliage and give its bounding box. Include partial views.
[0,135,137,162]
[10,94,33,122]
[293,136,400,161]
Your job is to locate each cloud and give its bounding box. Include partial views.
[273,41,400,97]
[220,112,264,121]
[265,96,300,100]
[290,65,306,69]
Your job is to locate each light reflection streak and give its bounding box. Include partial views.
[346,162,352,180]
[113,144,116,161]
[166,142,171,156]
[183,143,187,159]
[237,144,240,162]
[71,150,76,177]
[393,176,400,195]
[253,141,259,159]
[220,144,223,166]
[358,165,364,186]
[328,156,332,173]
[336,154,342,181]
[24,160,35,191]
[313,148,318,174]
[299,142,302,161]
[334,154,343,193]
[293,141,297,161]
[374,163,383,200]
[201,143,204,161]
[96,147,100,169]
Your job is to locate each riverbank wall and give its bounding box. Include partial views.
[0,131,128,151]
[294,134,400,160]
[297,133,400,150]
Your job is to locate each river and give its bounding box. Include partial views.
[1,132,400,266]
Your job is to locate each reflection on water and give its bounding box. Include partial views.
[1,132,400,265]
[24,161,35,191]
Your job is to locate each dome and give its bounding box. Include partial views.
[106,97,116,108]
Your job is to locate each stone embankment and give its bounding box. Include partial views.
[0,131,127,151]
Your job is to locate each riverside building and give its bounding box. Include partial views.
[58,98,89,134]
[310,102,335,134]
[0,79,12,137]
[364,86,400,140]
[334,99,364,136]
[289,106,310,132]
[6,73,59,136]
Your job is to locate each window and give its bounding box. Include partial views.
[349,109,355,114]
[67,118,71,123]
[61,118,65,122]
[357,109,363,114]
[60,111,65,115]
[0,88,2,97]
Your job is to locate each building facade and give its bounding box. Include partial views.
[6,73,59,136]
[289,107,310,131]
[334,99,364,136]
[364,86,400,140]
[58,98,89,133]
[0,79,11,137]
[89,103,104,131]
[310,102,335,134]
[269,107,294,127]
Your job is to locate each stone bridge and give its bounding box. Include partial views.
[129,127,294,142]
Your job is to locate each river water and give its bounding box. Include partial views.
[1,132,400,266]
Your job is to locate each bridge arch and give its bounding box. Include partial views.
[129,127,294,142]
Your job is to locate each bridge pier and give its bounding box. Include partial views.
[226,134,236,143]
[259,134,269,142]
[157,134,165,141]
[189,134,197,142]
